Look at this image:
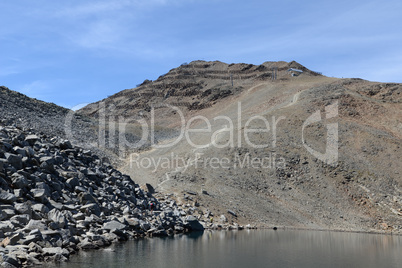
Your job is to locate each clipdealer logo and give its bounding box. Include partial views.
[302,101,338,167]
[64,100,339,171]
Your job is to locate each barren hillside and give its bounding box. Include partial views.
[0,86,113,162]
[79,60,402,233]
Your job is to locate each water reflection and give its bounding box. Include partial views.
[185,231,205,240]
[52,230,402,268]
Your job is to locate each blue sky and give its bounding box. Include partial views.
[1,0,401,108]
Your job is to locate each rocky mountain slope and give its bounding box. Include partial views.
[1,85,246,266]
[0,86,91,144]
[78,61,322,152]
[80,60,321,116]
[0,86,120,166]
[79,60,402,234]
[1,60,400,266]
[0,123,228,267]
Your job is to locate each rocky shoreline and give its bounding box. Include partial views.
[0,124,247,267]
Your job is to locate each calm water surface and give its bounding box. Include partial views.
[54,230,402,268]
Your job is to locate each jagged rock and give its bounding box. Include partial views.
[4,153,22,170]
[85,215,102,225]
[62,204,76,211]
[8,233,23,246]
[25,220,47,231]
[91,235,111,248]
[47,209,66,229]
[14,203,32,218]
[102,220,127,231]
[30,189,48,204]
[21,235,41,245]
[77,192,96,205]
[72,212,85,221]
[0,233,23,248]
[122,206,130,215]
[110,229,128,240]
[35,182,51,197]
[227,210,237,217]
[12,147,26,157]
[0,209,7,221]
[25,135,39,146]
[0,121,205,266]
[145,183,155,194]
[39,157,55,165]
[60,171,78,179]
[0,254,20,267]
[11,248,31,264]
[174,225,184,232]
[57,140,72,150]
[65,177,79,190]
[42,247,69,257]
[78,238,98,250]
[152,229,168,237]
[48,200,63,210]
[39,161,55,174]
[11,174,29,189]
[41,230,63,245]
[31,204,49,214]
[125,218,140,229]
[80,203,101,216]
[185,216,204,231]
[24,147,35,158]
[0,206,15,219]
[10,215,30,226]
[1,142,12,152]
[12,189,23,199]
[27,230,43,241]
[140,221,151,231]
[45,252,68,263]
[0,221,14,233]
[25,253,43,266]
[0,191,17,204]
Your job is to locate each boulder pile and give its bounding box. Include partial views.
[0,124,205,267]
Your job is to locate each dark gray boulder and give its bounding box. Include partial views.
[0,221,14,233]
[185,216,204,231]
[0,254,20,267]
[10,214,30,226]
[65,177,79,190]
[47,209,67,229]
[25,135,39,146]
[80,203,101,216]
[14,202,32,217]
[25,219,48,231]
[30,189,48,204]
[31,204,49,215]
[4,153,22,170]
[0,190,17,204]
[102,220,127,231]
[11,174,29,189]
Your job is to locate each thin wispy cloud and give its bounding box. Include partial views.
[0,0,401,107]
[20,80,51,98]
[71,20,124,49]
[0,66,20,77]
[54,1,129,18]
[53,0,184,18]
